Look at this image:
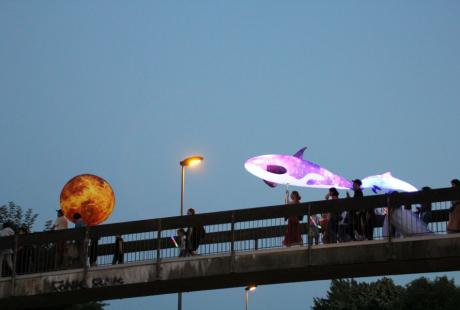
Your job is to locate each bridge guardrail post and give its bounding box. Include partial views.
[230,212,235,254]
[387,194,392,243]
[307,203,311,249]
[156,219,162,279]
[82,228,89,272]
[157,219,162,260]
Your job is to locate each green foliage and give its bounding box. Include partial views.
[0,201,38,231]
[313,276,460,310]
[313,277,402,310]
[44,219,54,231]
[399,277,460,310]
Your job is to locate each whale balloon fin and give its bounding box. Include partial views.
[293,146,308,159]
[383,172,392,177]
[372,185,382,193]
[263,180,279,188]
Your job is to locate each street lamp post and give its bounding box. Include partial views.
[245,285,257,310]
[178,156,204,310]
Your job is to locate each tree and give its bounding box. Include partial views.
[44,219,54,231]
[0,201,38,231]
[399,277,460,310]
[313,276,460,310]
[313,277,403,310]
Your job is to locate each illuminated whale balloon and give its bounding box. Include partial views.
[362,172,418,193]
[245,147,352,189]
[245,147,418,192]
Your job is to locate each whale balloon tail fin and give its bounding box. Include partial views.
[263,180,279,188]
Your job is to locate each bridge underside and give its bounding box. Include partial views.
[2,234,460,309]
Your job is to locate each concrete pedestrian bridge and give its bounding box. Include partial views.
[1,187,459,309]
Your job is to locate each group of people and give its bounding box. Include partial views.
[175,208,206,257]
[0,210,125,276]
[282,178,460,247]
[53,210,125,267]
[0,206,207,276]
[283,179,373,246]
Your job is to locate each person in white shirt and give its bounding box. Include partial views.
[0,222,15,276]
[53,210,68,230]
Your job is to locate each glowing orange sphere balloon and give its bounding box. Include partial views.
[60,174,115,226]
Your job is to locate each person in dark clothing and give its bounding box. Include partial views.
[348,179,375,240]
[325,187,340,244]
[447,179,460,233]
[112,234,124,264]
[16,225,35,274]
[347,179,366,240]
[364,206,375,240]
[416,186,433,225]
[72,213,86,267]
[186,208,205,256]
[176,228,187,257]
[73,213,85,228]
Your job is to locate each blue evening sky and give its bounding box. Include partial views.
[1,1,459,309]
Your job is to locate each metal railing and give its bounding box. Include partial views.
[1,187,459,280]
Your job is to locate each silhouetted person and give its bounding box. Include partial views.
[53,210,68,230]
[447,179,460,233]
[324,187,340,244]
[72,213,86,267]
[112,234,124,264]
[186,208,205,255]
[16,225,33,274]
[347,179,365,240]
[53,210,68,268]
[73,213,85,228]
[308,214,320,246]
[416,186,432,225]
[0,222,15,276]
[176,228,187,257]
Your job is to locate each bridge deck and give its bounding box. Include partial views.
[2,234,460,309]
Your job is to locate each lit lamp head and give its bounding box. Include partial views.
[245,285,257,292]
[180,156,204,167]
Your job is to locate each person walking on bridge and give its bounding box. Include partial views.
[447,179,460,233]
[53,210,68,268]
[186,208,205,256]
[283,190,303,247]
[324,187,340,244]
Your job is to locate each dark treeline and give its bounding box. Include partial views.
[313,276,460,310]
